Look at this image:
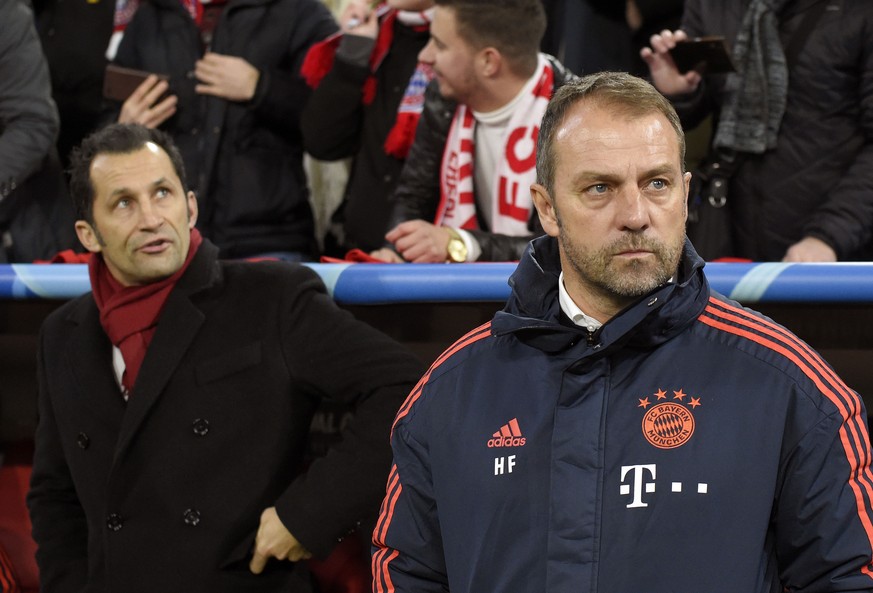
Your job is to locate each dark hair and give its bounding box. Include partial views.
[435,0,546,76]
[536,72,687,194]
[68,123,188,222]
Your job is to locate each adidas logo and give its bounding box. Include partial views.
[487,418,526,448]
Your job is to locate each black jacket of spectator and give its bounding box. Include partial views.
[675,0,873,261]
[387,54,574,261]
[0,0,76,262]
[113,0,337,258]
[34,0,116,167]
[302,23,430,253]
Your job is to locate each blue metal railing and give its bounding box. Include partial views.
[1,262,872,304]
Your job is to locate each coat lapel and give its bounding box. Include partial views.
[111,242,219,462]
[66,298,127,431]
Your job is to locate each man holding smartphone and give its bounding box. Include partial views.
[641,0,873,263]
[109,0,338,260]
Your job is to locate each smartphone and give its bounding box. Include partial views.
[669,36,736,74]
[103,64,170,102]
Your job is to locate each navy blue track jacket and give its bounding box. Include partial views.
[373,235,873,592]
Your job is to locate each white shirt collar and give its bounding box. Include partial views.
[557,272,602,332]
[557,272,676,332]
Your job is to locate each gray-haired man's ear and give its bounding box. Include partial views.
[531,183,559,238]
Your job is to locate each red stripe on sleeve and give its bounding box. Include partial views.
[392,322,492,433]
[704,298,873,493]
[373,465,401,546]
[372,464,403,593]
[700,300,873,565]
[0,546,19,593]
[375,322,494,590]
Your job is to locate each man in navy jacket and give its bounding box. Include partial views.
[372,72,873,592]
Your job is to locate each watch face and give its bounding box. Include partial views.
[447,238,467,263]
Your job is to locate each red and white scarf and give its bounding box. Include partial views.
[90,229,202,396]
[435,55,554,234]
[301,5,434,158]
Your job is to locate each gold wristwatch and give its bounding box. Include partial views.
[444,226,468,263]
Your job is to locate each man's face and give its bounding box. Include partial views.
[532,101,690,318]
[75,143,198,287]
[418,6,479,103]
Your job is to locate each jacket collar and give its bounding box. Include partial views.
[492,235,710,355]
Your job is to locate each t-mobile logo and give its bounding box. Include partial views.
[620,464,709,508]
[620,464,657,508]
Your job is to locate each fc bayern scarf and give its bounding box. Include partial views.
[301,5,434,158]
[89,229,202,396]
[113,0,140,32]
[435,55,554,234]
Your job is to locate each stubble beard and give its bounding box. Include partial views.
[559,227,684,301]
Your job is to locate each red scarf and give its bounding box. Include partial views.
[301,6,433,158]
[89,229,203,396]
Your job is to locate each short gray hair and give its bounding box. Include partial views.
[536,71,686,194]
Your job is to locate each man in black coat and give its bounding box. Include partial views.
[27,123,424,592]
[33,0,119,168]
[111,0,338,259]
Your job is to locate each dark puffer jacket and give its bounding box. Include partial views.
[374,235,873,592]
[113,0,337,258]
[387,55,576,262]
[0,0,76,262]
[674,0,873,261]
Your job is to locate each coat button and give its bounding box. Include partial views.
[76,432,90,450]
[192,418,210,436]
[183,508,201,527]
[106,513,123,531]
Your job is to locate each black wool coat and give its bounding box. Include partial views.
[27,241,424,592]
[113,0,338,258]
